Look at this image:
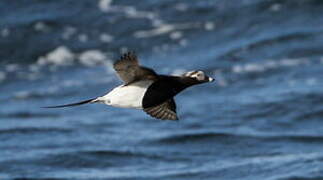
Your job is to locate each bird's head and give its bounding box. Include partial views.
[183,70,214,84]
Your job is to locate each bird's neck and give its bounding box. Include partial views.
[162,75,199,91]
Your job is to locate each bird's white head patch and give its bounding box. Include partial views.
[184,71,205,81]
[184,70,214,82]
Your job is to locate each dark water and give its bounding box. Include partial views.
[1,0,323,179]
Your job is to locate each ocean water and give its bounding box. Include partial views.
[1,0,323,179]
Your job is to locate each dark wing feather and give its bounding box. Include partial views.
[144,98,178,120]
[113,52,139,83]
[113,52,158,84]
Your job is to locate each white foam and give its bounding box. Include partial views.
[232,58,309,74]
[280,58,305,66]
[1,28,10,37]
[151,19,164,27]
[270,3,282,12]
[265,60,278,68]
[123,6,156,21]
[0,72,6,82]
[99,4,163,27]
[134,24,174,38]
[62,80,83,87]
[100,33,114,43]
[120,47,129,54]
[179,39,188,46]
[204,22,215,31]
[244,63,265,72]
[98,0,113,12]
[5,64,19,72]
[232,65,243,73]
[62,26,77,40]
[78,34,88,42]
[14,91,30,99]
[37,46,75,66]
[34,22,49,32]
[134,23,196,38]
[78,50,107,66]
[37,47,111,67]
[170,31,182,40]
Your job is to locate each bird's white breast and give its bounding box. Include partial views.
[100,80,154,109]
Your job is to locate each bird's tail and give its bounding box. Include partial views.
[42,98,100,108]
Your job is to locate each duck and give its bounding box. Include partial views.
[44,52,214,120]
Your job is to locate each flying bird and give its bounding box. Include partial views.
[44,52,214,120]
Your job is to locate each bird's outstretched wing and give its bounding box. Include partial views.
[144,98,178,120]
[113,52,158,85]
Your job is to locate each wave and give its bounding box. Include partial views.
[0,112,60,119]
[11,90,76,100]
[11,178,66,180]
[295,109,323,121]
[154,132,236,144]
[234,91,323,123]
[280,176,323,180]
[30,149,179,169]
[0,127,72,135]
[154,131,323,144]
[77,149,176,162]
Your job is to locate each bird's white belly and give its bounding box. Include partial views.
[100,80,153,109]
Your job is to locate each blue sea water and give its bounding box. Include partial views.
[1,0,323,179]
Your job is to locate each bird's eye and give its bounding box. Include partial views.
[194,73,204,80]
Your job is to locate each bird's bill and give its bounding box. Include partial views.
[207,76,215,82]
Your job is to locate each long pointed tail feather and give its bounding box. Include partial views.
[42,98,97,108]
